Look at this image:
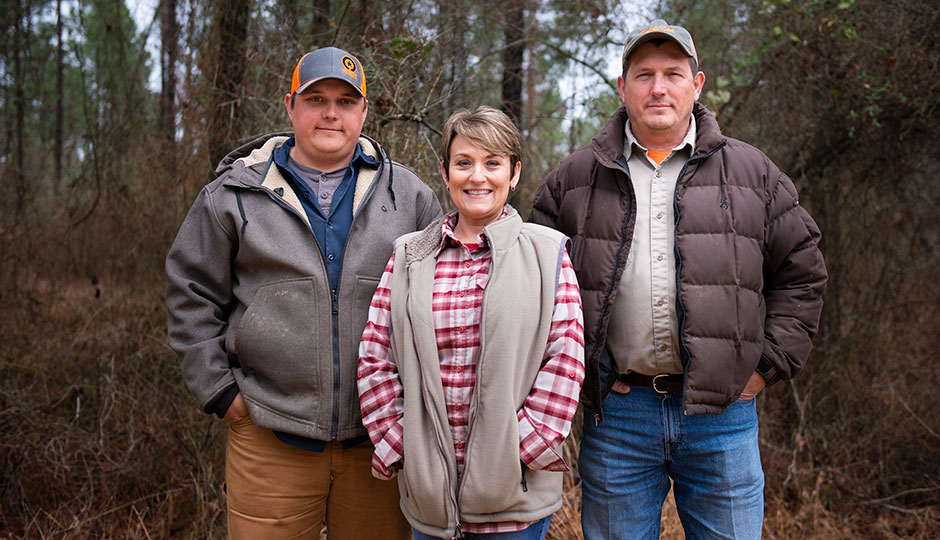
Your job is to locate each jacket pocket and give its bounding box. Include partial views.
[233,278,324,416]
[400,442,452,528]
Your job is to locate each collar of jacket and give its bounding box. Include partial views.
[219,133,388,223]
[403,205,522,267]
[590,102,727,170]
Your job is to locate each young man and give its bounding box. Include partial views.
[530,20,828,539]
[166,46,442,538]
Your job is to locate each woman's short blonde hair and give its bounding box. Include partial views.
[441,106,522,175]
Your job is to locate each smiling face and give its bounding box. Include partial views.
[284,78,368,170]
[617,40,705,151]
[443,134,521,238]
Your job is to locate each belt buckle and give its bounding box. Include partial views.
[652,373,671,394]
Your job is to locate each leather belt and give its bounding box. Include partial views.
[619,372,684,394]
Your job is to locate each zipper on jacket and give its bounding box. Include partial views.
[591,158,634,422]
[330,288,340,439]
[673,142,725,415]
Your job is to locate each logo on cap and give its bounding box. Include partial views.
[342,56,358,78]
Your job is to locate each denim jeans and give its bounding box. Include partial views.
[411,515,551,540]
[580,386,764,540]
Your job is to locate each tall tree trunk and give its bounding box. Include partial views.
[55,0,63,195]
[207,0,251,171]
[313,0,331,43]
[13,0,27,225]
[501,0,525,128]
[160,0,179,147]
[437,0,467,114]
[160,0,179,183]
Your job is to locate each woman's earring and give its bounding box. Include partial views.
[510,184,516,191]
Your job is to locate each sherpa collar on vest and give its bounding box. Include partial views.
[404,205,521,266]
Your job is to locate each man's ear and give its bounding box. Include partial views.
[616,75,628,106]
[693,71,706,100]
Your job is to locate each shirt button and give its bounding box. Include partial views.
[455,365,464,373]
[458,291,465,297]
[656,212,663,219]
[328,254,335,261]
[458,327,465,333]
[656,171,662,178]
[658,343,667,351]
[465,261,472,268]
[321,192,329,199]
[568,370,576,379]
[357,370,364,379]
[657,254,664,261]
[657,298,665,306]
[455,441,465,449]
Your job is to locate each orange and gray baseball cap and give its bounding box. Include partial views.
[290,47,367,99]
[621,19,698,67]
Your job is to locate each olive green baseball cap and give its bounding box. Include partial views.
[290,46,367,99]
[621,19,698,68]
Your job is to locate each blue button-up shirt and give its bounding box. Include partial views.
[273,138,379,294]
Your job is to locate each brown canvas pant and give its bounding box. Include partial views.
[225,415,410,540]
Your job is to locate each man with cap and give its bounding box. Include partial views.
[530,20,827,539]
[166,46,442,538]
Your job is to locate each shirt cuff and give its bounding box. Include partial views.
[517,409,568,472]
[371,421,404,479]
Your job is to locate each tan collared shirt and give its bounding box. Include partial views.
[607,119,696,376]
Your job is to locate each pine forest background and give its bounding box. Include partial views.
[0,0,938,537]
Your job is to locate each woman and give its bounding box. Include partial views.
[357,106,585,540]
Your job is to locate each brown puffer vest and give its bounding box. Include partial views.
[530,103,827,417]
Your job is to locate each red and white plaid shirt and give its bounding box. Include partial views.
[358,213,584,535]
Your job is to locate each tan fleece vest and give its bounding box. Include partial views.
[388,208,567,538]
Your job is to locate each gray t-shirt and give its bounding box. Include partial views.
[288,155,347,216]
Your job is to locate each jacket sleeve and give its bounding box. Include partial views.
[415,177,444,230]
[165,185,239,415]
[759,171,828,387]
[528,166,563,229]
[517,249,585,471]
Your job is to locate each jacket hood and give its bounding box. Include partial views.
[591,102,726,167]
[214,132,292,177]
